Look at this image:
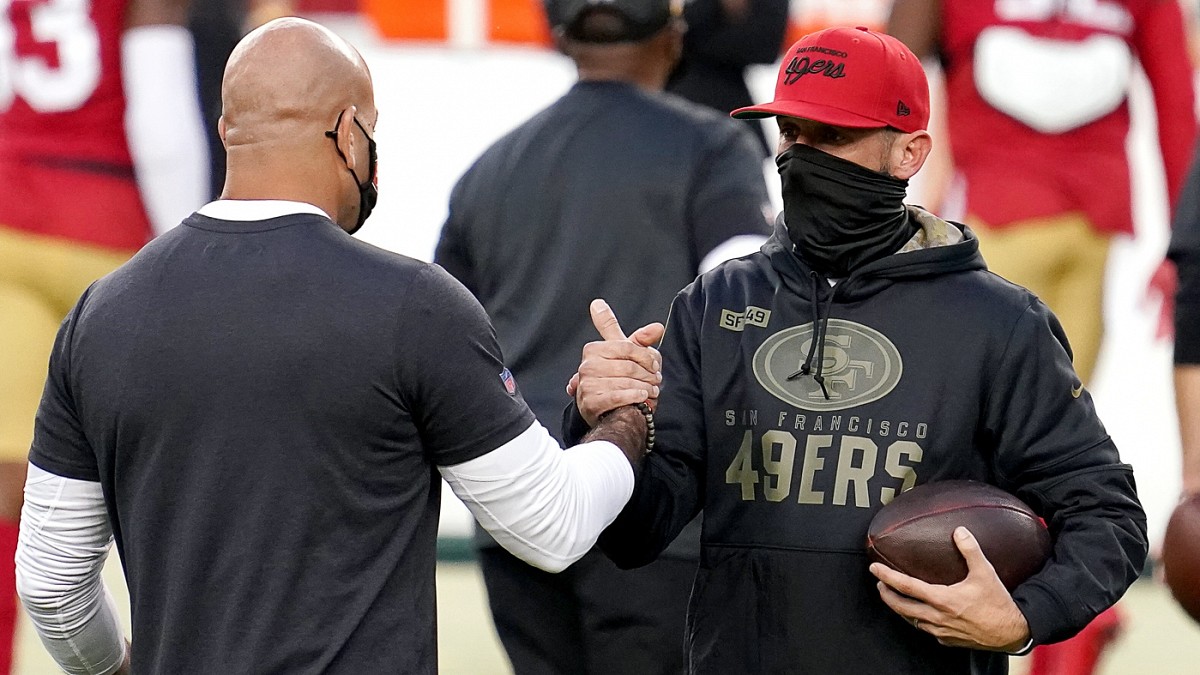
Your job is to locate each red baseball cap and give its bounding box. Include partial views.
[732,26,929,133]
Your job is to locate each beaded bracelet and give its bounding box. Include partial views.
[636,402,655,454]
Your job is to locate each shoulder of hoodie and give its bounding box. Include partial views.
[951,222,1048,316]
[673,225,1044,319]
[875,214,1047,320]
[676,246,775,308]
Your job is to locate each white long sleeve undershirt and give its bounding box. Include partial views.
[16,464,125,675]
[440,421,635,572]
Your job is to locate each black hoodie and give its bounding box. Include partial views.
[593,208,1147,674]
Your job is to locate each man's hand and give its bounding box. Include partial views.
[569,300,664,426]
[1175,365,1200,498]
[870,527,1032,652]
[1185,474,1200,499]
[1148,257,1177,341]
[0,461,26,522]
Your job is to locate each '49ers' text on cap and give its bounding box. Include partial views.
[732,26,930,133]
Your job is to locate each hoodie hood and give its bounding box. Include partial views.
[762,205,986,302]
[760,205,986,399]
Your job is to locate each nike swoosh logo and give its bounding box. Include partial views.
[1071,383,1084,398]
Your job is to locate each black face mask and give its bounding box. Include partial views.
[777,143,914,278]
[325,112,379,235]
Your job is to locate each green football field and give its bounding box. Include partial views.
[425,565,1200,675]
[13,558,1199,674]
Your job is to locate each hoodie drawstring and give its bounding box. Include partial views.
[787,271,833,400]
[812,288,837,400]
[793,272,821,378]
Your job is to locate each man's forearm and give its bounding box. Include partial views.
[583,405,650,469]
[1175,366,1200,495]
[16,464,126,675]
[441,417,646,573]
[19,582,127,675]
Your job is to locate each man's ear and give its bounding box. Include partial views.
[891,130,932,181]
[218,116,228,149]
[335,105,358,173]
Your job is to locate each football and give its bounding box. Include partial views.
[1162,495,1200,624]
[866,480,1052,589]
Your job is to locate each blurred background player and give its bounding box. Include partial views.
[434,0,773,671]
[665,0,790,157]
[888,0,1196,386]
[1170,141,1200,499]
[887,1,1198,673]
[0,0,206,670]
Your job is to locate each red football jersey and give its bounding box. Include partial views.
[0,0,151,251]
[941,0,1196,235]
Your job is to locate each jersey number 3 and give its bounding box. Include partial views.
[0,0,100,113]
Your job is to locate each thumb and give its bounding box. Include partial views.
[630,322,665,348]
[590,299,627,341]
[953,527,996,579]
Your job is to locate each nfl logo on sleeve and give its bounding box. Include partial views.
[499,368,518,395]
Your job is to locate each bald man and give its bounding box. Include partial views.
[14,18,660,675]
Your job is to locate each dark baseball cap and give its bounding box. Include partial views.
[732,26,930,133]
[544,0,677,43]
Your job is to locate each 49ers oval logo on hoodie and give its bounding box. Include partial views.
[752,319,903,411]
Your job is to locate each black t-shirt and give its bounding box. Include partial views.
[30,211,535,674]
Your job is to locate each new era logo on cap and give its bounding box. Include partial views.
[731,26,930,133]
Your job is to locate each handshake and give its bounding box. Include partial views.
[567,299,665,461]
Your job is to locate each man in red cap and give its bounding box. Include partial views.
[562,26,1147,673]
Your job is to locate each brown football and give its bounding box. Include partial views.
[866,480,1052,589]
[1163,495,1200,624]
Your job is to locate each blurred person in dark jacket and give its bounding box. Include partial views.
[1170,143,1200,499]
[667,0,789,156]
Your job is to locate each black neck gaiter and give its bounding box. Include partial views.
[777,143,916,278]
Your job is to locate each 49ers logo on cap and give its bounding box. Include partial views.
[782,48,848,85]
[729,26,931,134]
